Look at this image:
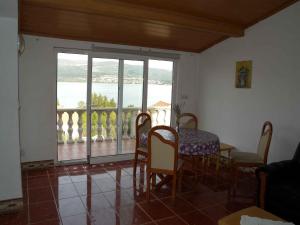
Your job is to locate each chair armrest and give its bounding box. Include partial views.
[256,160,300,209]
[256,160,296,183]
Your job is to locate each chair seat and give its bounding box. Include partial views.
[231,150,263,164]
[137,147,148,154]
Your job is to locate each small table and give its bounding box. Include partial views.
[218,206,284,225]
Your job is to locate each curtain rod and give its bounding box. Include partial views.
[53,45,180,60]
[91,45,181,60]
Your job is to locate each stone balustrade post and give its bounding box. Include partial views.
[130,110,137,138]
[57,111,64,144]
[96,111,104,142]
[106,111,112,141]
[149,109,155,126]
[123,111,129,139]
[77,111,84,143]
[67,111,75,144]
[155,110,159,125]
[163,109,167,125]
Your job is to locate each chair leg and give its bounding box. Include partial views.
[172,174,177,200]
[133,152,138,177]
[216,152,220,172]
[192,157,197,180]
[233,166,239,196]
[146,171,151,202]
[178,169,183,193]
[152,173,156,189]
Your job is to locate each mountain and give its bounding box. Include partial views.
[57,59,172,84]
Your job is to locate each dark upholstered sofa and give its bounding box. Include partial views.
[256,143,300,224]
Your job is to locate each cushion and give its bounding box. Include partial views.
[137,147,148,154]
[231,150,264,164]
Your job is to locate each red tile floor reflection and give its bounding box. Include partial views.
[0,161,257,225]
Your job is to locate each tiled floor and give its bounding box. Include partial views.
[0,161,257,225]
[58,139,135,161]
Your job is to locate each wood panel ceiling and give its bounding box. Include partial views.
[20,0,298,52]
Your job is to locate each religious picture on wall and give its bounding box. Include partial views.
[235,60,252,88]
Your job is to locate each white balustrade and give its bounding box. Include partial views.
[56,107,170,145]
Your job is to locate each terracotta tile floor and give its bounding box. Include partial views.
[0,161,257,225]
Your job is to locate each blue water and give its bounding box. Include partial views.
[57,82,172,108]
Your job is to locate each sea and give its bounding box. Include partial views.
[57,82,172,108]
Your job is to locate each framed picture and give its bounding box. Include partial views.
[235,60,252,88]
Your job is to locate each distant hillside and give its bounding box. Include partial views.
[57,59,172,84]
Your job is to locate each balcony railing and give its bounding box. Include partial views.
[56,107,171,144]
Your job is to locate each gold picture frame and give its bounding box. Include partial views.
[235,60,252,88]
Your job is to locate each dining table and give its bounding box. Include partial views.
[140,127,220,187]
[141,128,220,157]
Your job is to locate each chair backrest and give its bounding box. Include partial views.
[147,125,179,172]
[135,113,151,148]
[178,113,198,129]
[257,121,273,164]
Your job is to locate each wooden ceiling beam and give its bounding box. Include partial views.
[23,0,244,37]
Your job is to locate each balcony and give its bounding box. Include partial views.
[57,107,171,161]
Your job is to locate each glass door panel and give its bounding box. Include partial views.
[147,60,173,126]
[91,58,119,157]
[56,53,88,162]
[121,60,144,154]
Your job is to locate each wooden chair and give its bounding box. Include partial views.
[231,121,273,193]
[146,125,184,201]
[178,113,198,129]
[133,112,152,177]
[215,143,234,171]
[178,113,200,178]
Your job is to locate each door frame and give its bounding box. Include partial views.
[55,48,178,165]
[54,48,90,165]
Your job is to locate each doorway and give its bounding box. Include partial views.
[56,51,175,163]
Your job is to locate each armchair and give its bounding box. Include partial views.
[256,143,300,224]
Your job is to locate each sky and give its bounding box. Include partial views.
[58,53,173,71]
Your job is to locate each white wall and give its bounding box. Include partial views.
[0,16,22,200]
[19,36,198,162]
[196,2,300,163]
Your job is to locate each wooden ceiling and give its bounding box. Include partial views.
[20,0,298,52]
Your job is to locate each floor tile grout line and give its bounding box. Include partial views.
[47,169,63,225]
[136,202,157,224]
[26,171,30,225]
[197,202,231,223]
[151,193,190,225]
[61,167,95,224]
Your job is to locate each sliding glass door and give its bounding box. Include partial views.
[122,60,144,154]
[147,60,173,126]
[90,58,119,157]
[57,51,176,163]
[56,53,88,162]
